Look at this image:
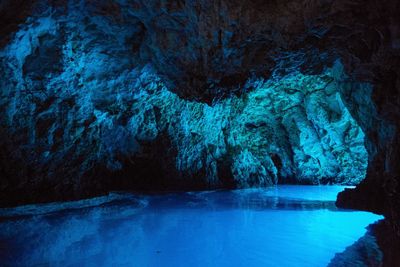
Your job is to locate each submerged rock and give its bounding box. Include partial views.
[328,225,383,267]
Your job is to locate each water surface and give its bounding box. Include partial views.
[0,186,382,267]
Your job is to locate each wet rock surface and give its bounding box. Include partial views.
[0,58,367,206]
[0,0,400,265]
[0,0,374,207]
[328,224,383,267]
[0,0,400,260]
[329,219,400,267]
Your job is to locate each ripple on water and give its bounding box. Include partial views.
[0,186,382,267]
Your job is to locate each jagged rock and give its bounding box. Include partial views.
[0,2,399,250]
[328,225,383,267]
[0,18,368,204]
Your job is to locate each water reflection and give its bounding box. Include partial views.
[0,186,382,267]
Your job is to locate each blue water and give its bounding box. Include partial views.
[0,186,382,267]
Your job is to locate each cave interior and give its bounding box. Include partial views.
[0,0,400,266]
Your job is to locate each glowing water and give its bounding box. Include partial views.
[0,186,382,267]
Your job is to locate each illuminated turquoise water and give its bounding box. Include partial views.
[0,186,382,267]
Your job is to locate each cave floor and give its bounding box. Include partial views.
[0,186,382,267]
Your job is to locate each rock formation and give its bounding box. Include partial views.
[1,1,400,263]
[0,0,367,204]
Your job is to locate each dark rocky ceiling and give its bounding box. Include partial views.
[2,0,397,101]
[0,1,399,245]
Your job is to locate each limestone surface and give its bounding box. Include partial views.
[0,0,399,218]
[0,5,367,204]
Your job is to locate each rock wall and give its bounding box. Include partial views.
[0,0,370,206]
[0,1,399,248]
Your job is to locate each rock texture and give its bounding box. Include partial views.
[0,25,368,204]
[0,0,371,207]
[0,0,399,247]
[1,0,400,263]
[329,219,400,267]
[328,225,383,267]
